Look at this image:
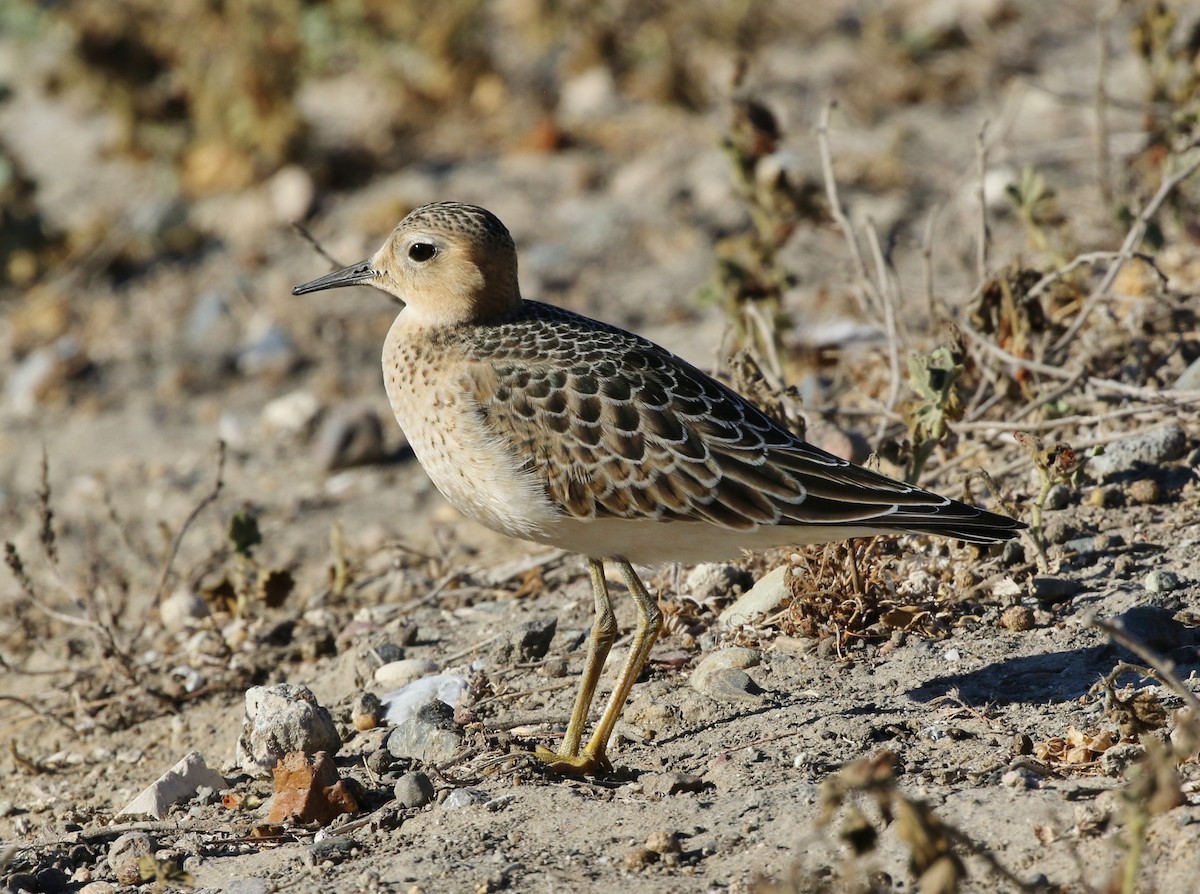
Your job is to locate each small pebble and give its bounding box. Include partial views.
[314,407,388,470]
[645,829,682,855]
[261,389,321,435]
[1000,539,1026,566]
[1001,769,1033,789]
[1030,576,1081,604]
[304,835,358,866]
[351,692,382,731]
[1099,743,1145,778]
[490,616,558,665]
[385,699,463,764]
[382,674,469,726]
[643,771,709,797]
[1175,355,1200,390]
[107,832,155,886]
[374,658,439,690]
[442,787,488,809]
[1126,478,1162,505]
[1040,518,1079,545]
[999,605,1035,632]
[691,666,761,703]
[1085,486,1123,508]
[394,771,435,809]
[159,587,210,631]
[685,563,753,603]
[1042,484,1071,510]
[624,846,658,869]
[1144,570,1182,595]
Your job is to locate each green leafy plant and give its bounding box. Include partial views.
[903,345,965,484]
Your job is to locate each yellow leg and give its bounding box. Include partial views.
[538,559,663,775]
[534,558,616,771]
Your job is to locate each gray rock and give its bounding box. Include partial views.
[385,699,463,764]
[1062,534,1125,557]
[709,667,761,701]
[393,771,435,809]
[1088,426,1188,480]
[442,787,489,810]
[108,832,154,886]
[314,407,387,470]
[116,751,226,820]
[1100,742,1145,777]
[693,647,760,678]
[686,563,754,604]
[718,566,790,627]
[1000,539,1026,566]
[691,653,762,703]
[1043,483,1072,510]
[491,616,557,665]
[1144,570,1183,595]
[235,684,341,776]
[1030,576,1081,604]
[304,836,358,866]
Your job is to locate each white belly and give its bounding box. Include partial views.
[383,321,560,542]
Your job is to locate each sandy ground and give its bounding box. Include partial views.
[2,2,1200,892]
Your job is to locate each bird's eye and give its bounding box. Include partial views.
[408,242,437,262]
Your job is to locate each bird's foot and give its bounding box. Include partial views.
[532,744,612,776]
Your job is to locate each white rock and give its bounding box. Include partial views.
[159,587,209,632]
[717,566,790,627]
[235,683,341,776]
[374,658,439,690]
[262,389,321,435]
[115,751,225,820]
[382,673,469,726]
[267,165,314,223]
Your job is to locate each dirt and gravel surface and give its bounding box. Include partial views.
[2,2,1200,893]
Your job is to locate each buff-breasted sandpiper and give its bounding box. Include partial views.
[293,201,1025,775]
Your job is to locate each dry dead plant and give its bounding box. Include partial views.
[1086,616,1200,894]
[753,750,1037,894]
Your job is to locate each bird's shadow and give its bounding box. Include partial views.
[908,642,1200,706]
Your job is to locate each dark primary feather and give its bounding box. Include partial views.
[461,302,1024,544]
